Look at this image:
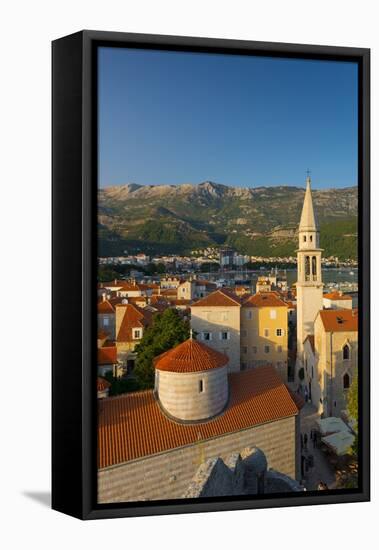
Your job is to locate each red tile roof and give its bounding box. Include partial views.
[97,299,115,314]
[116,304,153,342]
[98,345,117,365]
[154,339,228,373]
[171,299,192,306]
[97,329,109,340]
[323,291,352,300]
[242,292,287,308]
[98,365,300,469]
[319,308,358,332]
[191,288,241,308]
[97,377,111,392]
[101,280,150,292]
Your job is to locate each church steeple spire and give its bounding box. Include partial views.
[298,173,319,250]
[295,172,323,379]
[299,173,318,233]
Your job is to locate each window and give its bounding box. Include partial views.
[305,256,310,279]
[276,328,283,337]
[303,235,306,242]
[220,331,229,341]
[241,362,247,371]
[133,328,142,339]
[270,309,277,320]
[264,345,270,354]
[252,346,257,354]
[103,317,109,327]
[312,256,317,280]
[264,329,269,337]
[202,332,212,341]
[343,344,350,360]
[199,379,204,393]
[242,346,247,354]
[241,329,247,337]
[277,345,282,353]
[245,310,253,320]
[343,373,350,389]
[310,235,313,242]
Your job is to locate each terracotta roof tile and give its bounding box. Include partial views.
[98,365,300,468]
[323,291,352,300]
[98,346,117,365]
[97,377,111,392]
[98,329,109,340]
[319,308,358,332]
[97,299,115,314]
[191,288,241,308]
[242,292,287,308]
[116,303,153,342]
[154,339,228,373]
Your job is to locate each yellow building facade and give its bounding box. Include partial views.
[241,292,288,382]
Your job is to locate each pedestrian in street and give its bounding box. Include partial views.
[304,432,308,450]
[300,433,304,450]
[312,429,317,448]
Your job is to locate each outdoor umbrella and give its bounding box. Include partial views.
[316,417,350,436]
[321,431,355,456]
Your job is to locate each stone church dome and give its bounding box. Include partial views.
[154,338,229,422]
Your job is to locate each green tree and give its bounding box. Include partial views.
[134,309,190,389]
[347,373,358,421]
[347,373,358,455]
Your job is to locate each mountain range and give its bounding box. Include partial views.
[98,181,358,260]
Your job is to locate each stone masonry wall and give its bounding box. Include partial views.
[98,415,297,503]
[156,367,228,421]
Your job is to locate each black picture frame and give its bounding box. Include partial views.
[52,30,370,520]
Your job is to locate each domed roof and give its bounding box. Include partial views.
[154,338,229,373]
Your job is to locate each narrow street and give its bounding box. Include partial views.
[299,402,337,490]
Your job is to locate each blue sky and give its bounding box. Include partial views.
[98,47,358,189]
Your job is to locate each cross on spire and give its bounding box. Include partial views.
[306,168,311,178]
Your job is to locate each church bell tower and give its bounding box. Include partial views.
[296,174,323,372]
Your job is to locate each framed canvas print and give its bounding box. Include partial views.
[52,30,370,520]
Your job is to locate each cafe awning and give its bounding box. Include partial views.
[316,417,350,436]
[321,431,355,456]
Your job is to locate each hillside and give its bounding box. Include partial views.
[98,181,358,259]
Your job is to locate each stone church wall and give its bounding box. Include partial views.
[98,415,298,503]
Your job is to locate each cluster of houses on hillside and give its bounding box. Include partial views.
[97,275,357,419]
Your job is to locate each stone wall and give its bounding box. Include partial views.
[98,415,298,503]
[183,447,304,498]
